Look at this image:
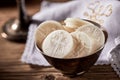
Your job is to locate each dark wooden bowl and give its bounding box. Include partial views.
[37,20,108,77]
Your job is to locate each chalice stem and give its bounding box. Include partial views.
[17,0,30,31]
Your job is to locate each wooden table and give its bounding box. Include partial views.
[0,1,119,80]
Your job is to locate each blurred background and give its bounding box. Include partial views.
[0,0,43,42]
[0,0,41,27]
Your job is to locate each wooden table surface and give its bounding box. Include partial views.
[0,1,120,80]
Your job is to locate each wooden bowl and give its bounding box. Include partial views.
[36,20,108,77]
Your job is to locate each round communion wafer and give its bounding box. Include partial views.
[71,32,97,58]
[35,20,64,49]
[42,30,76,58]
[65,24,105,58]
[76,24,105,50]
[63,18,93,32]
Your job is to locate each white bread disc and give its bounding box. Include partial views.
[35,20,64,49]
[76,24,105,50]
[66,24,105,58]
[42,30,76,58]
[64,18,93,32]
[71,32,97,58]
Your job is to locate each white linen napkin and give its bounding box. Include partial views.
[21,0,120,76]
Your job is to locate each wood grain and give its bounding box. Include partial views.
[0,1,120,80]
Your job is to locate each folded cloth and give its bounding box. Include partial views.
[110,36,120,77]
[21,0,120,76]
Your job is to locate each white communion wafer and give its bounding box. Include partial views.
[35,20,64,49]
[76,24,105,51]
[64,18,93,32]
[66,24,105,58]
[42,30,76,58]
[71,32,97,58]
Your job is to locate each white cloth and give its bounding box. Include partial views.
[110,36,120,77]
[21,0,120,77]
